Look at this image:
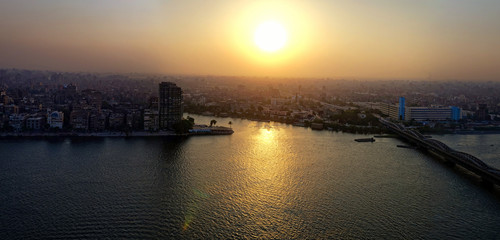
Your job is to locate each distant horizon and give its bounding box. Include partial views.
[1,66,499,83]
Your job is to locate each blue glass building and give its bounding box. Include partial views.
[451,106,461,121]
[399,97,405,120]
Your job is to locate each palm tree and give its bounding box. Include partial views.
[210,119,217,127]
[228,121,232,128]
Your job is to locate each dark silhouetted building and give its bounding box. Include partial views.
[158,82,183,129]
[70,110,89,131]
[475,104,489,121]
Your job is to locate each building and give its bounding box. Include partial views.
[374,102,400,120]
[109,112,125,129]
[89,111,106,132]
[475,104,489,121]
[126,110,142,129]
[398,97,405,120]
[406,107,461,121]
[148,96,159,109]
[47,111,64,129]
[158,82,183,129]
[70,110,89,130]
[143,109,159,131]
[9,114,27,131]
[144,97,159,131]
[451,106,461,121]
[82,89,103,111]
[374,97,461,122]
[26,116,46,130]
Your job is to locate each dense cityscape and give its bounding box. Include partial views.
[3,0,500,238]
[1,68,500,136]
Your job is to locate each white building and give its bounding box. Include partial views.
[406,107,460,121]
[47,111,64,129]
[26,116,45,130]
[374,103,400,120]
[373,102,461,121]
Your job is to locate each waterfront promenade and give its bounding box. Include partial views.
[0,127,233,138]
[0,131,178,138]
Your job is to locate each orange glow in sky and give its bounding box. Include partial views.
[1,0,500,80]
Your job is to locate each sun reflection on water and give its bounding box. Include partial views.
[258,126,276,144]
[226,124,303,237]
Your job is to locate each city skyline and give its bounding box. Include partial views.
[2,1,500,238]
[1,0,500,80]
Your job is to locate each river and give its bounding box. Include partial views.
[1,114,499,239]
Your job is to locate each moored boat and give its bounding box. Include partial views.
[354,138,375,142]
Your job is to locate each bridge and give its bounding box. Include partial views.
[380,118,500,187]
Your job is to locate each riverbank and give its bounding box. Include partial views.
[0,124,236,139]
[186,112,387,135]
[0,131,179,138]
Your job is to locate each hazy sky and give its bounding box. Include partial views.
[1,0,500,80]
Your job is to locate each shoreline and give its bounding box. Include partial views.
[188,112,500,135]
[0,126,234,139]
[187,112,386,135]
[0,131,181,139]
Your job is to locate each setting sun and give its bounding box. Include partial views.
[254,21,288,53]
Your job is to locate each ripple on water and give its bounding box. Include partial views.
[1,116,500,239]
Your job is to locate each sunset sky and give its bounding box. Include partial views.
[1,0,500,80]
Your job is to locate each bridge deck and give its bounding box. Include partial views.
[379,118,500,186]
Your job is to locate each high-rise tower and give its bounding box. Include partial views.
[399,97,405,121]
[158,82,183,129]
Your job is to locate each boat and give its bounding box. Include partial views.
[354,138,375,142]
[189,126,234,135]
[397,145,416,149]
[373,135,397,138]
[292,122,305,127]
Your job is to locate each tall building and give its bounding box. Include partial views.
[158,82,183,129]
[398,97,405,120]
[451,106,461,121]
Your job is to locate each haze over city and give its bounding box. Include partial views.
[2,1,500,239]
[1,0,500,80]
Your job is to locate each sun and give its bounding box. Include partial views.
[254,21,288,53]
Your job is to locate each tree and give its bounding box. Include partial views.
[210,119,217,127]
[228,121,232,128]
[173,118,194,134]
[187,116,195,125]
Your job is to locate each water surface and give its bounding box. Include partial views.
[1,115,500,239]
